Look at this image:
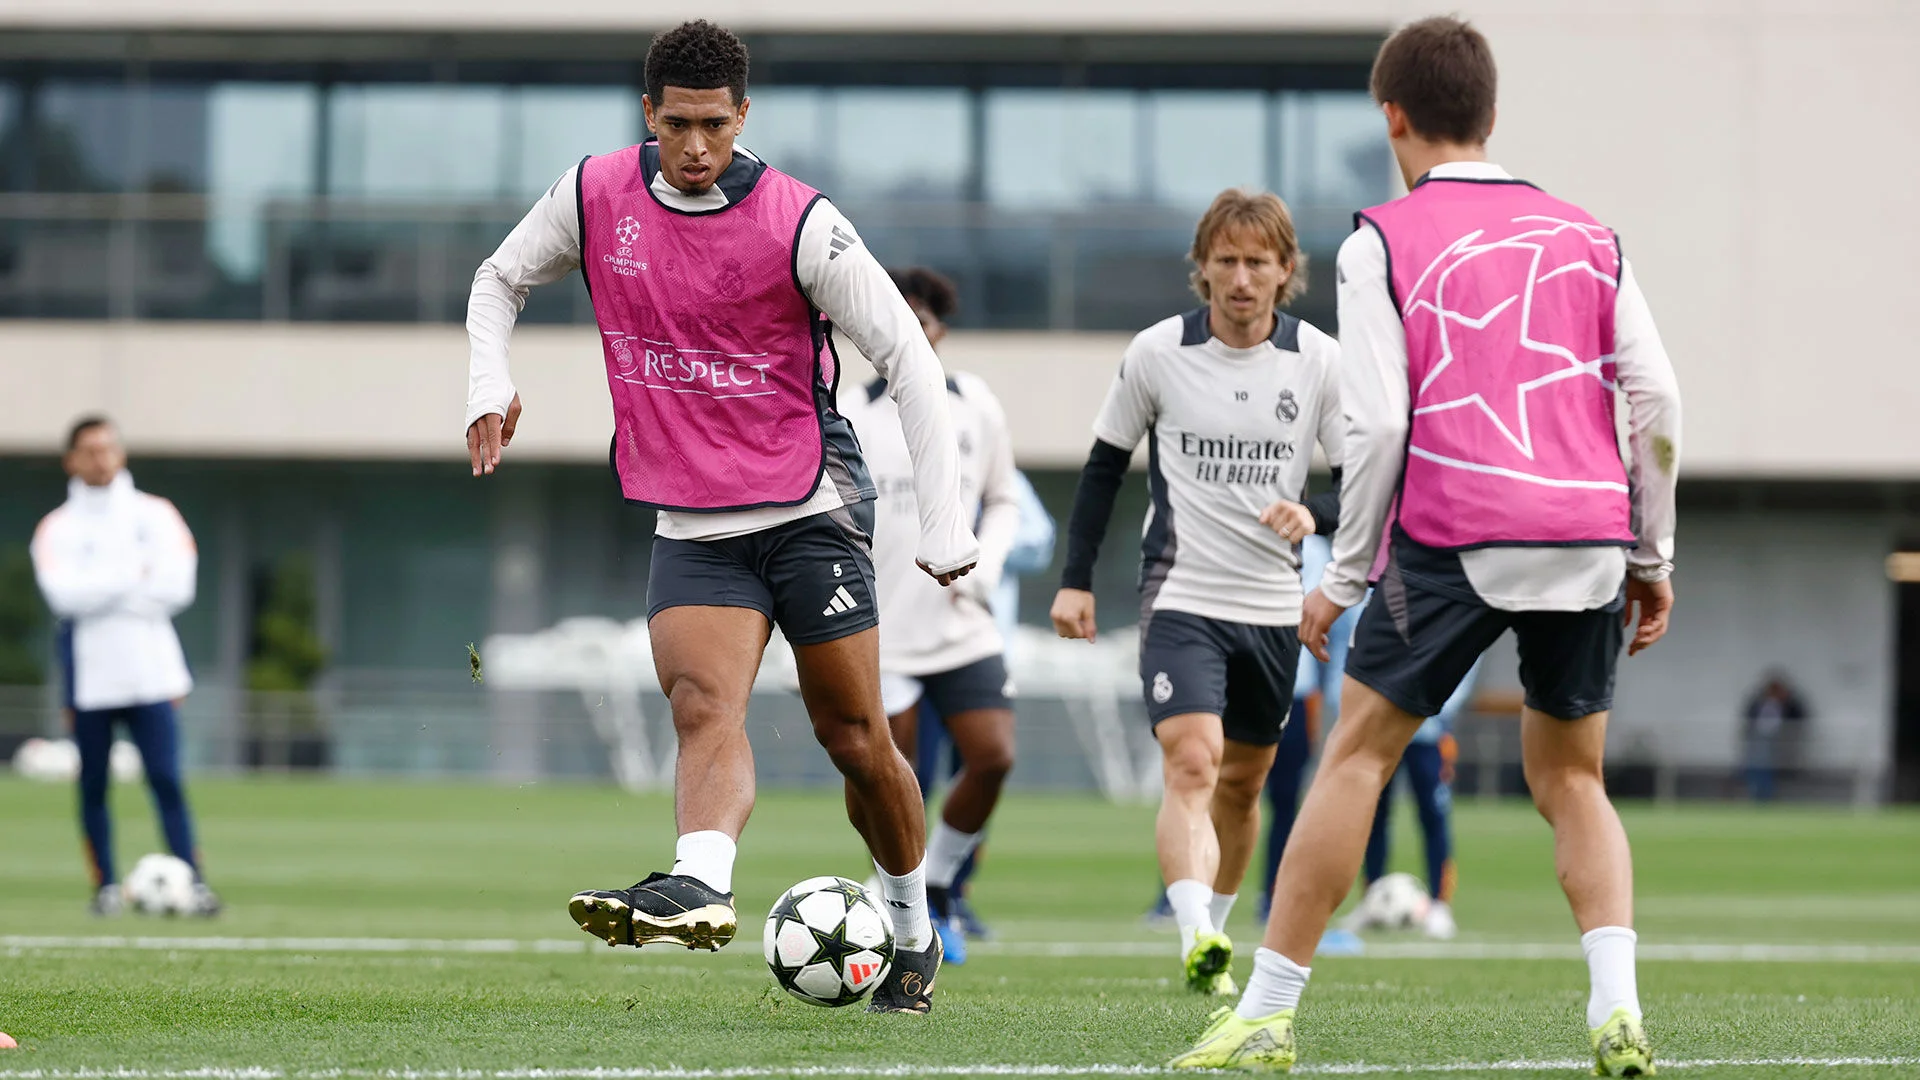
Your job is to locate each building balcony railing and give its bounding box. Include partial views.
[0,192,1356,332]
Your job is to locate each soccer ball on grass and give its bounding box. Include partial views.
[125,853,198,915]
[763,876,894,1006]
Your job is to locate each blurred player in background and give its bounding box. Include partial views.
[462,20,976,1013]
[30,417,219,917]
[840,265,1020,966]
[1052,189,1344,995]
[1175,17,1681,1074]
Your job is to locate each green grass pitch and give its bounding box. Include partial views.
[2,777,1917,1078]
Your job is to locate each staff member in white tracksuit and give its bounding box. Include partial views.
[31,416,219,917]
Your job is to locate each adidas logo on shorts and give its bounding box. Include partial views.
[822,584,859,617]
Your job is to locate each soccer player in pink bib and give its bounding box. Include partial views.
[463,20,977,1014]
[1172,17,1681,1074]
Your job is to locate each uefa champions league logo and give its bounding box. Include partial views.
[614,215,642,256]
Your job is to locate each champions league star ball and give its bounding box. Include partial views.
[763,876,894,1007]
[125,853,198,915]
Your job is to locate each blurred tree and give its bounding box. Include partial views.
[246,555,327,692]
[244,555,330,769]
[0,546,45,687]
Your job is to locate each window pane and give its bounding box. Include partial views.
[207,83,318,280]
[827,89,968,204]
[511,87,640,197]
[328,85,509,199]
[739,87,829,189]
[1276,91,1393,210]
[37,82,132,192]
[1146,92,1266,212]
[0,80,19,191]
[984,90,1140,210]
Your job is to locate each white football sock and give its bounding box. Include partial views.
[1236,947,1311,1020]
[924,821,981,890]
[1209,891,1239,931]
[875,858,935,952]
[670,830,736,895]
[1166,878,1215,958]
[1581,926,1641,1028]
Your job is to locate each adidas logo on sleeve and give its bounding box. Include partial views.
[822,584,860,617]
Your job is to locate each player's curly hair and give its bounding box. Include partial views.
[1188,188,1307,308]
[888,266,959,323]
[644,20,750,106]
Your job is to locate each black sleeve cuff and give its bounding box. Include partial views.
[1304,466,1343,539]
[1060,439,1132,591]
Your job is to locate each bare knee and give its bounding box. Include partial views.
[668,676,743,740]
[1526,758,1605,822]
[812,712,890,779]
[1213,764,1265,813]
[1161,735,1222,797]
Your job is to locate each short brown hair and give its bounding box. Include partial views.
[1188,188,1307,307]
[1370,16,1497,145]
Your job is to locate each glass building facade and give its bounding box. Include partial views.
[0,30,1390,330]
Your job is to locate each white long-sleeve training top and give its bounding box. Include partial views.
[466,148,978,573]
[1321,161,1683,613]
[839,371,1022,675]
[31,471,197,711]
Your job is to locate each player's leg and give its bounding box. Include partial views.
[918,657,1015,963]
[1257,698,1311,920]
[1514,606,1650,1076]
[1362,766,1395,887]
[72,707,118,913]
[1141,611,1236,988]
[568,534,773,951]
[125,700,219,915]
[1174,579,1501,1069]
[1209,624,1294,942]
[767,504,940,1013]
[1403,740,1455,937]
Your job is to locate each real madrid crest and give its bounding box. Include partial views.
[1276,389,1300,423]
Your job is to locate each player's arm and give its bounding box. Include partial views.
[29,516,135,618]
[1260,332,1347,544]
[1304,225,1409,660]
[797,201,978,582]
[1052,338,1155,642]
[958,375,1023,605]
[1614,258,1683,655]
[465,166,584,476]
[120,499,198,619]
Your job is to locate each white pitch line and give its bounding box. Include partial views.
[1,1061,1918,1078]
[7,936,1920,964]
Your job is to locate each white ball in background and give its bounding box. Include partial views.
[12,737,81,783]
[1361,872,1433,930]
[125,853,198,915]
[110,740,145,783]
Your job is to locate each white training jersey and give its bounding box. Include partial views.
[840,372,1021,676]
[1092,309,1346,628]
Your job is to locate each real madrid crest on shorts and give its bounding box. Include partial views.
[1276,389,1300,424]
[1152,671,1174,704]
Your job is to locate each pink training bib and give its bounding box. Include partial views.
[1358,178,1634,574]
[579,143,830,512]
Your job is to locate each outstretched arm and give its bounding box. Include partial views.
[798,201,978,580]
[465,167,583,475]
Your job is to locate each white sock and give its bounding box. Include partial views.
[1166,878,1216,958]
[1581,926,1641,1028]
[670,830,737,895]
[1237,947,1311,1019]
[1209,891,1239,931]
[875,858,935,952]
[923,821,981,890]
